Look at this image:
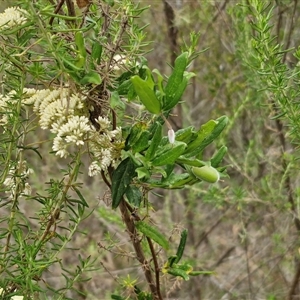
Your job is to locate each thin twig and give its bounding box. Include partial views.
[282,0,298,63]
[244,232,254,300]
[118,199,159,299]
[146,237,163,300]
[65,0,76,19]
[288,261,300,300]
[49,0,65,26]
[195,212,226,249]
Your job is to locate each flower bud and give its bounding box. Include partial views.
[168,129,175,144]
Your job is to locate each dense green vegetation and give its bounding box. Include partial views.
[1,1,300,299]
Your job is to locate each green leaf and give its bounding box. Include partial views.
[111,158,136,209]
[189,270,213,276]
[104,0,115,6]
[110,91,125,110]
[136,166,150,179]
[19,28,36,46]
[91,41,102,65]
[176,263,193,273]
[135,221,169,250]
[126,122,147,149]
[166,267,190,281]
[175,126,196,144]
[164,164,175,178]
[125,185,142,207]
[164,73,194,111]
[152,68,165,95]
[193,116,228,154]
[151,166,168,179]
[75,31,87,58]
[210,145,228,168]
[145,122,162,160]
[132,130,150,153]
[111,295,126,300]
[176,156,205,167]
[175,229,188,264]
[137,291,153,300]
[117,79,132,96]
[152,141,187,166]
[80,71,102,85]
[62,55,82,71]
[184,120,217,155]
[164,52,189,111]
[131,75,161,114]
[161,173,191,188]
[166,255,178,268]
[144,66,155,89]
[72,186,89,207]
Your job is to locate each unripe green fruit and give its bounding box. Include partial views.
[191,166,220,183]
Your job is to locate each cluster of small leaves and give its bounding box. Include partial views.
[233,1,300,145]
[0,0,150,298]
[111,109,228,209]
[0,1,229,299]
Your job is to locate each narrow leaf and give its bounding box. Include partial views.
[166,267,189,281]
[175,229,188,263]
[135,221,169,250]
[184,120,217,155]
[164,52,189,110]
[72,187,89,207]
[91,41,102,64]
[210,145,228,168]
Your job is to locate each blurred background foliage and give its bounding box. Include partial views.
[2,0,300,299]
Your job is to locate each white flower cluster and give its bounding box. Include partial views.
[53,115,92,158]
[0,7,27,30]
[88,116,123,176]
[3,160,33,199]
[0,88,124,174]
[23,88,91,158]
[23,88,85,130]
[113,54,128,71]
[0,91,15,125]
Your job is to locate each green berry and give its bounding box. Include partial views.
[191,166,220,183]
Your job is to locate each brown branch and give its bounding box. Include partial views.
[288,261,300,300]
[244,231,254,299]
[119,199,159,299]
[79,2,92,28]
[49,0,65,26]
[65,0,76,19]
[104,165,160,296]
[101,170,111,188]
[211,246,235,269]
[162,0,178,64]
[146,237,163,300]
